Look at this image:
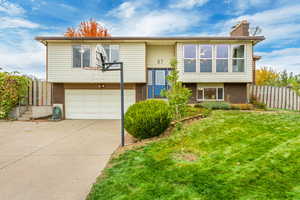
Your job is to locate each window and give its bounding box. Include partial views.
[73,46,91,68]
[183,44,246,73]
[184,44,196,72]
[102,44,120,62]
[199,45,212,72]
[197,87,224,101]
[216,45,228,72]
[232,45,245,72]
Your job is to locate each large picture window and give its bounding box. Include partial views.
[216,45,228,72]
[197,87,224,101]
[232,45,245,72]
[183,44,247,73]
[73,45,91,68]
[199,45,212,72]
[183,44,196,72]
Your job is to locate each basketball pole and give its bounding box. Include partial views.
[98,48,125,147]
[120,63,125,147]
[100,59,125,147]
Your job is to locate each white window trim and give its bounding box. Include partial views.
[232,44,246,73]
[196,86,224,101]
[182,43,247,74]
[199,45,213,73]
[108,44,120,62]
[215,44,230,73]
[183,44,197,73]
[72,45,91,68]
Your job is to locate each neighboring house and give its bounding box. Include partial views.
[36,20,264,119]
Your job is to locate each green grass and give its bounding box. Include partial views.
[87,111,300,200]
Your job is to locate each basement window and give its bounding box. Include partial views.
[197,87,224,101]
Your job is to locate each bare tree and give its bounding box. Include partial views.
[250,26,262,36]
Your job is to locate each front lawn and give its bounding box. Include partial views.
[88,111,300,200]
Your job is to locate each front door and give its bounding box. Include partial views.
[147,69,171,98]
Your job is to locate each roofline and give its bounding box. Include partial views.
[35,36,265,45]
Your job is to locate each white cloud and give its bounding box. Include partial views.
[170,0,209,9]
[257,48,300,73]
[107,10,204,36]
[0,1,25,16]
[229,0,272,14]
[220,4,300,45]
[0,17,40,28]
[0,38,45,78]
[109,1,137,18]
[0,1,47,78]
[106,0,207,36]
[108,0,151,19]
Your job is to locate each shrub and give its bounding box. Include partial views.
[0,72,30,119]
[230,104,254,110]
[195,101,231,110]
[124,99,172,139]
[162,59,191,120]
[250,96,267,110]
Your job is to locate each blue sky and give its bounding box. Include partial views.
[0,0,300,78]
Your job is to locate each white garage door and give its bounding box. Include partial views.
[65,89,136,119]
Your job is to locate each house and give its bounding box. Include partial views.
[35,20,264,119]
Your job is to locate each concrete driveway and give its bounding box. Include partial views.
[0,120,120,200]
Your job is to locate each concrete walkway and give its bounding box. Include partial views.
[0,120,120,200]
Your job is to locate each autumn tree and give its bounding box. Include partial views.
[64,19,110,37]
[255,67,279,85]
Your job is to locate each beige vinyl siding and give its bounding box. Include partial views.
[177,43,253,83]
[146,45,175,68]
[47,42,146,83]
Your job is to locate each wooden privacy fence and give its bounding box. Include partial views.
[249,85,300,111]
[27,80,52,106]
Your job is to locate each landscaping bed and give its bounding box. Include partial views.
[87,110,300,200]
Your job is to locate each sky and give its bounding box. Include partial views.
[0,0,300,79]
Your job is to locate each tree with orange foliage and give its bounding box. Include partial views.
[255,67,279,85]
[64,19,110,37]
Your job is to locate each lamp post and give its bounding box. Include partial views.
[96,46,125,146]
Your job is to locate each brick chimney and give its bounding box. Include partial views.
[230,20,249,36]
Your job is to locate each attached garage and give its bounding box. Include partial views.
[65,89,136,119]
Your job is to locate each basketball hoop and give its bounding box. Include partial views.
[95,44,126,147]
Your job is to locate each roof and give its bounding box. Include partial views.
[35,36,265,45]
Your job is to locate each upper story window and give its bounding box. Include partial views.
[183,44,196,72]
[199,45,212,72]
[216,45,229,72]
[103,44,120,62]
[183,44,247,73]
[73,45,91,68]
[232,45,245,72]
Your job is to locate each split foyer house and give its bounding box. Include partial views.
[36,20,265,119]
